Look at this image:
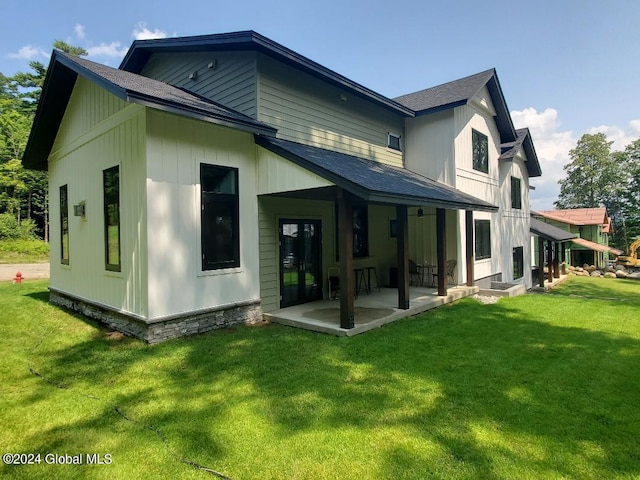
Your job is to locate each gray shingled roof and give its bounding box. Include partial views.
[394,69,495,113]
[530,217,576,242]
[62,52,274,129]
[23,50,276,170]
[256,136,497,212]
[394,68,517,144]
[499,128,543,178]
[500,129,528,160]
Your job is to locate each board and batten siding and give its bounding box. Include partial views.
[48,77,148,317]
[498,153,532,287]
[257,54,404,167]
[453,99,502,283]
[145,110,260,320]
[140,51,258,118]
[404,110,456,186]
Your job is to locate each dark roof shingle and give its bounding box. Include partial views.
[256,136,497,212]
[394,69,495,112]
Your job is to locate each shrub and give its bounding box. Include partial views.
[0,213,37,240]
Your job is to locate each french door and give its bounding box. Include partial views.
[279,219,322,308]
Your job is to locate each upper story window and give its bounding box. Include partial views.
[472,129,488,174]
[511,176,522,209]
[475,219,491,260]
[103,166,121,272]
[60,185,69,265]
[387,133,402,151]
[201,164,240,271]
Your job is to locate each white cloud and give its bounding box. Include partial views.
[132,22,167,40]
[511,108,640,210]
[587,122,640,151]
[86,41,128,58]
[7,45,48,60]
[512,107,575,210]
[74,24,86,39]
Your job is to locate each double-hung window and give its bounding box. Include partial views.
[201,164,240,270]
[472,129,489,174]
[103,166,121,272]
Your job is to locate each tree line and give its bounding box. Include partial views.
[555,133,640,252]
[0,41,86,241]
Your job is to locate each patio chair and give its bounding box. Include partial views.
[432,259,457,286]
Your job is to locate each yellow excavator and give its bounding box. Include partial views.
[617,237,640,267]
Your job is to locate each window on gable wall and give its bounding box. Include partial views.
[511,176,522,209]
[472,129,488,173]
[475,219,491,260]
[201,164,240,271]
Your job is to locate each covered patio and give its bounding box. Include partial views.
[263,284,479,336]
[256,135,497,332]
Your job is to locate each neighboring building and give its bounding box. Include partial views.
[533,208,621,267]
[23,31,542,342]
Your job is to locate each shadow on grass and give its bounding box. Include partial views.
[19,291,640,479]
[24,290,49,304]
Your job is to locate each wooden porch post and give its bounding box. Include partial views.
[336,188,354,329]
[546,240,553,283]
[553,242,560,278]
[560,243,566,275]
[436,208,446,296]
[465,210,474,287]
[538,237,545,288]
[396,205,410,310]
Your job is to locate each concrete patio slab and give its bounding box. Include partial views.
[263,285,479,336]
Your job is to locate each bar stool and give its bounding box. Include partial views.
[365,266,380,293]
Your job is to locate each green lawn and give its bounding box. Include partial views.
[1,276,639,479]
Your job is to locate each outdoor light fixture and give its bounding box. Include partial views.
[417,208,424,218]
[74,201,86,218]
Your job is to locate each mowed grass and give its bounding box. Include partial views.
[1,276,639,479]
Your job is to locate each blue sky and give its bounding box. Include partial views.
[3,0,639,209]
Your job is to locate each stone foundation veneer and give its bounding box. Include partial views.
[50,289,263,344]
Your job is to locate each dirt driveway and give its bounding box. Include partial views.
[0,263,50,282]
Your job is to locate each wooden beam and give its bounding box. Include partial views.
[553,242,560,278]
[396,205,409,309]
[337,188,354,329]
[436,208,446,296]
[538,236,545,288]
[560,242,566,275]
[465,210,474,287]
[546,240,553,283]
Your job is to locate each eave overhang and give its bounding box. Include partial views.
[256,136,498,212]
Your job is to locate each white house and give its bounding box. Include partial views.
[23,31,542,342]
